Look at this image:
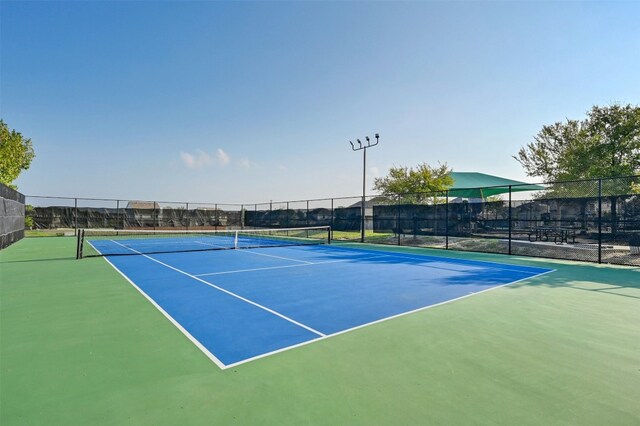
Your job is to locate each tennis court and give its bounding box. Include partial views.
[2,234,639,425]
[84,228,552,367]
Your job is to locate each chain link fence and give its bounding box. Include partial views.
[24,175,640,266]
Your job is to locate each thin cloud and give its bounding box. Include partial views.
[180,150,214,169]
[217,148,230,166]
[180,149,231,169]
[238,157,252,169]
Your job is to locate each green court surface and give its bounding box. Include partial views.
[1,237,639,425]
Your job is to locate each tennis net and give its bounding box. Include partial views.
[76,226,331,259]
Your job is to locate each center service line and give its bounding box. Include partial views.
[109,240,326,337]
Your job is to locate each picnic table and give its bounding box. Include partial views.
[528,227,576,244]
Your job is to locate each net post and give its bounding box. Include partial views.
[234,230,239,249]
[74,198,78,236]
[76,229,84,259]
[327,226,331,244]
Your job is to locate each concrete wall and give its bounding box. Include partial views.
[0,183,25,249]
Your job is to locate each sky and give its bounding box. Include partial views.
[2,1,639,204]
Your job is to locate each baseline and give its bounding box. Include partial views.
[222,267,556,369]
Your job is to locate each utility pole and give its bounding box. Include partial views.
[350,133,379,242]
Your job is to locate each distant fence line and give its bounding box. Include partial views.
[25,175,640,266]
[1,183,25,250]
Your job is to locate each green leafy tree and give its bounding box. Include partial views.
[514,104,640,233]
[25,205,35,229]
[373,162,453,203]
[515,104,640,180]
[483,195,507,220]
[0,120,35,189]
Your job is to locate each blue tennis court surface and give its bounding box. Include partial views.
[94,241,553,368]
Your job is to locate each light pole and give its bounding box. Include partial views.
[350,133,379,242]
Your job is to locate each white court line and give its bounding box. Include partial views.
[193,240,314,264]
[109,240,326,338]
[323,244,550,274]
[235,248,315,264]
[221,268,557,369]
[194,255,391,277]
[88,241,227,369]
[96,239,555,370]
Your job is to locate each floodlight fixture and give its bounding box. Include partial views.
[348,133,381,242]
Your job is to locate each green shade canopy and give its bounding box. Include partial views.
[447,172,545,198]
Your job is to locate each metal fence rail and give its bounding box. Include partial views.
[24,175,640,266]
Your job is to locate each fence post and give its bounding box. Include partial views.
[215,204,218,231]
[361,194,366,243]
[241,204,244,230]
[508,185,512,255]
[445,190,449,250]
[330,199,334,240]
[74,198,78,235]
[306,200,309,228]
[286,202,290,229]
[598,179,602,264]
[396,194,401,246]
[116,200,120,230]
[186,202,189,231]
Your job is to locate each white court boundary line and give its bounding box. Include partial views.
[93,239,555,370]
[222,243,547,277]
[318,244,552,274]
[109,240,325,337]
[89,241,227,368]
[193,240,315,264]
[222,268,557,369]
[194,255,391,277]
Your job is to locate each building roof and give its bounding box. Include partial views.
[126,201,161,209]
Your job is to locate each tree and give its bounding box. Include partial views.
[514,104,640,233]
[0,120,35,189]
[515,104,640,181]
[373,162,453,203]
